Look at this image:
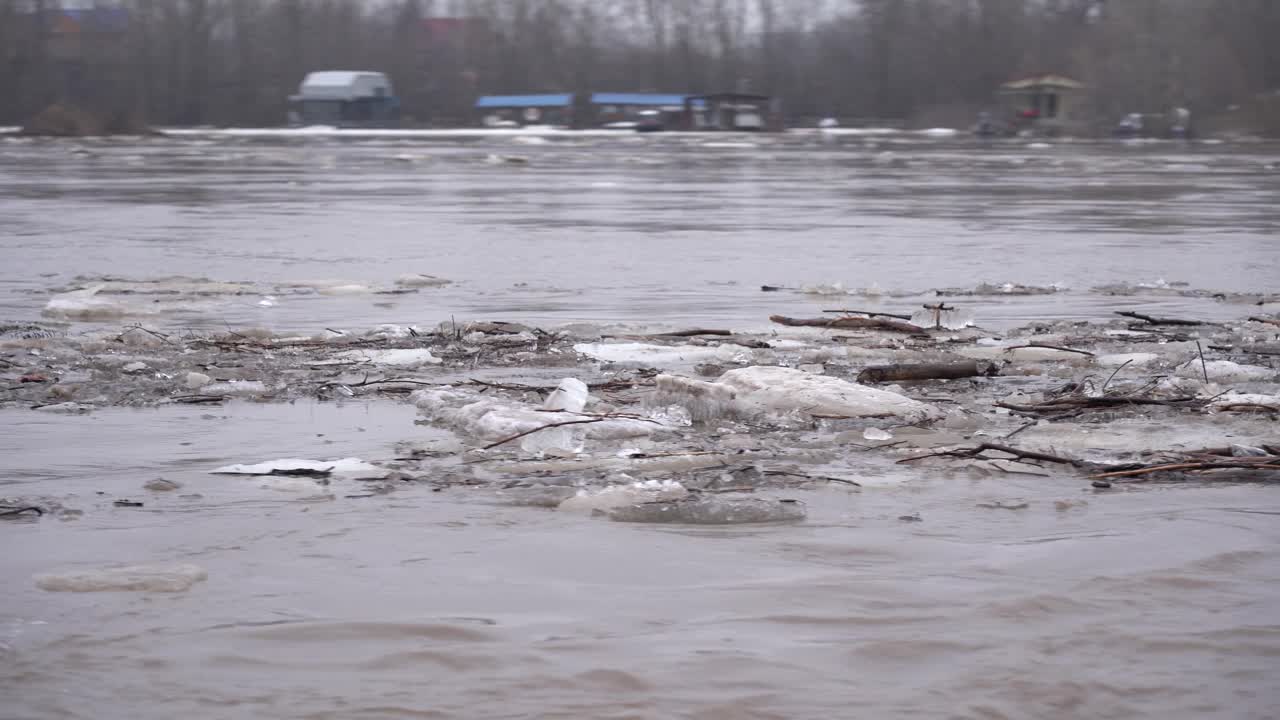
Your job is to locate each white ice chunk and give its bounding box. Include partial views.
[36,563,207,593]
[395,274,452,288]
[411,389,658,446]
[909,306,975,330]
[574,342,747,368]
[1208,393,1280,411]
[211,457,388,478]
[317,284,373,295]
[654,366,940,422]
[340,348,441,367]
[608,497,807,524]
[1178,360,1276,382]
[799,281,849,296]
[558,479,688,513]
[42,285,137,320]
[543,378,589,413]
[863,427,894,441]
[203,380,270,396]
[1096,353,1160,368]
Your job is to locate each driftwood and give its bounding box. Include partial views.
[898,442,1086,467]
[996,395,1204,415]
[1089,447,1280,480]
[770,314,926,334]
[899,443,1280,482]
[1089,458,1280,479]
[1247,316,1280,328]
[647,328,733,337]
[822,309,913,321]
[1003,342,1095,357]
[480,413,657,451]
[1114,311,1207,326]
[858,359,999,383]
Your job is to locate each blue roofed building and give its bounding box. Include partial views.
[587,93,705,130]
[475,94,574,127]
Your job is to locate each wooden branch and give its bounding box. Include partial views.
[858,359,998,383]
[1003,342,1095,357]
[995,395,1203,414]
[1089,457,1280,480]
[898,442,1085,467]
[770,314,925,334]
[647,329,733,337]
[1247,316,1280,328]
[1115,311,1206,326]
[481,418,607,450]
[821,309,913,320]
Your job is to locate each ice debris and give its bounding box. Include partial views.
[202,380,270,397]
[543,378,589,413]
[185,372,211,389]
[339,348,442,367]
[1096,353,1160,368]
[607,497,807,524]
[653,366,941,422]
[411,385,659,450]
[909,306,976,330]
[42,285,136,320]
[863,427,894,441]
[395,274,452,288]
[1207,393,1279,412]
[574,342,748,368]
[35,563,207,593]
[211,458,389,478]
[1178,360,1275,382]
[558,479,688,513]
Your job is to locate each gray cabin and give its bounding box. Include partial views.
[288,71,400,128]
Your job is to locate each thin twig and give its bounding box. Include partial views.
[482,418,607,450]
[1100,359,1134,392]
[1196,340,1209,383]
[1115,311,1207,326]
[1004,342,1094,357]
[821,309,913,320]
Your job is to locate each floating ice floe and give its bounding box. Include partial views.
[558,479,689,513]
[1095,352,1161,368]
[65,276,256,297]
[653,366,942,422]
[909,306,976,330]
[211,457,389,478]
[493,452,730,477]
[608,497,807,524]
[412,381,661,453]
[1178,360,1276,383]
[202,380,271,397]
[42,286,137,320]
[573,342,749,368]
[1207,393,1280,411]
[799,282,850,296]
[339,348,441,367]
[958,343,1093,364]
[394,274,452,288]
[35,563,207,593]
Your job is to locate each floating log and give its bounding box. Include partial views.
[822,309,913,321]
[858,359,999,383]
[1115,311,1206,326]
[769,314,926,334]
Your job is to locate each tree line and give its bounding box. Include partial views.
[1,0,1278,132]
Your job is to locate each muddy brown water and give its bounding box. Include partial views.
[1,133,1279,719]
